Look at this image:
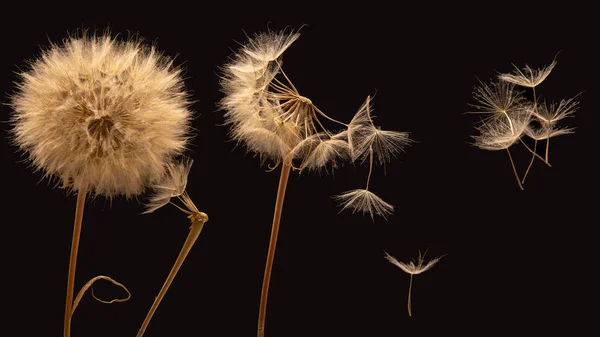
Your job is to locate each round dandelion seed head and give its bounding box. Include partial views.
[10,33,193,198]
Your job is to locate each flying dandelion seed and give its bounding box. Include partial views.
[384,250,444,317]
[333,189,394,221]
[531,97,579,163]
[498,59,557,89]
[336,97,409,219]
[518,96,578,184]
[9,30,193,337]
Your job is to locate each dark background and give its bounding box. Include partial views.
[1,5,596,336]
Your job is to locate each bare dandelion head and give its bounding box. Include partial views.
[498,59,557,88]
[384,250,443,275]
[10,32,192,198]
[333,189,394,221]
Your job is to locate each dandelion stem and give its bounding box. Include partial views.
[545,138,550,163]
[64,189,87,337]
[506,148,524,190]
[137,216,208,337]
[365,146,374,190]
[258,163,292,337]
[519,139,551,167]
[407,274,414,317]
[522,139,537,184]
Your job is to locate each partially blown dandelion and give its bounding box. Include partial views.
[384,250,444,317]
[137,158,208,337]
[10,31,192,337]
[219,29,409,337]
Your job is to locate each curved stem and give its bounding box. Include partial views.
[64,190,87,337]
[502,111,514,135]
[258,163,292,337]
[312,105,349,127]
[311,108,334,137]
[408,274,414,317]
[522,139,538,184]
[137,218,207,337]
[275,60,299,94]
[506,148,524,190]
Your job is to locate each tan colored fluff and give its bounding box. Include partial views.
[498,59,557,88]
[10,33,192,197]
[472,110,531,151]
[143,157,194,214]
[384,250,443,275]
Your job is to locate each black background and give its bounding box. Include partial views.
[1,5,596,336]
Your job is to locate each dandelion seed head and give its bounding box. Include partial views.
[10,32,192,198]
[220,29,353,171]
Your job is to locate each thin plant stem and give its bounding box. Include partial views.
[64,189,87,337]
[408,274,414,317]
[522,139,538,184]
[506,148,524,190]
[137,217,208,337]
[275,60,299,94]
[545,138,550,164]
[365,146,374,190]
[519,139,551,167]
[311,108,334,137]
[258,163,292,337]
[312,105,349,127]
